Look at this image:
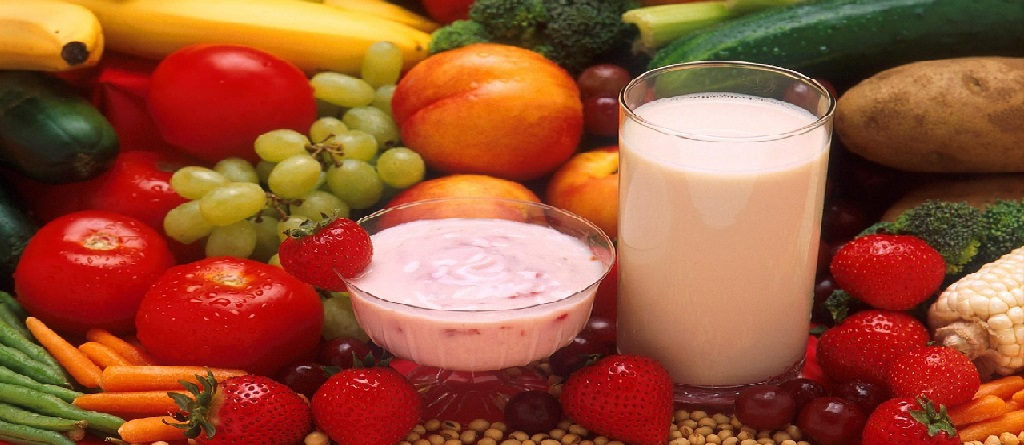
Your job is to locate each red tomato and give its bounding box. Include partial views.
[135,257,324,376]
[420,0,472,24]
[147,44,317,163]
[13,211,176,336]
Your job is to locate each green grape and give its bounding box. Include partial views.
[361,41,403,88]
[199,182,268,226]
[214,157,260,184]
[311,72,375,108]
[322,292,369,341]
[327,130,378,162]
[267,253,281,267]
[170,166,228,200]
[342,106,400,149]
[309,116,348,144]
[267,154,322,199]
[250,215,282,262]
[291,190,349,223]
[316,99,343,118]
[325,159,384,210]
[164,200,214,244]
[276,215,310,242]
[205,220,258,258]
[376,146,426,189]
[254,129,310,162]
[255,160,276,185]
[373,85,396,116]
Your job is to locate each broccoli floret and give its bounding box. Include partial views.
[428,20,492,54]
[975,199,1024,265]
[469,0,548,42]
[427,0,639,73]
[887,200,984,275]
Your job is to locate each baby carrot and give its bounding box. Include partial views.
[958,409,1024,442]
[117,415,187,444]
[84,329,156,366]
[99,365,248,392]
[73,390,186,416]
[974,375,1024,400]
[947,394,1008,427]
[23,318,101,389]
[77,341,131,369]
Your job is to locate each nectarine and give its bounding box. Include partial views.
[382,174,542,224]
[391,43,584,182]
[544,146,619,239]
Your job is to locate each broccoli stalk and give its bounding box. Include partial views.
[621,0,803,54]
[427,0,639,74]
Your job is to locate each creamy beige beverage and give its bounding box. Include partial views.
[346,217,609,371]
[618,92,830,386]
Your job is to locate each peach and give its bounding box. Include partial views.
[382,174,541,224]
[391,43,584,182]
[544,146,619,239]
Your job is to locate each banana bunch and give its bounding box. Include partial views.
[61,0,436,75]
[0,0,104,72]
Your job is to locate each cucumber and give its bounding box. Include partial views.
[650,0,1024,89]
[0,177,37,291]
[0,71,118,183]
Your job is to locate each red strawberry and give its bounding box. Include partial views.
[816,309,930,386]
[278,216,372,291]
[559,354,673,445]
[171,371,312,445]
[830,234,946,310]
[887,345,981,407]
[861,397,960,445]
[311,365,422,445]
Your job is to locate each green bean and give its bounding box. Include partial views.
[0,433,52,445]
[0,403,85,432]
[0,383,124,437]
[0,367,80,403]
[0,418,76,445]
[0,304,29,339]
[0,345,68,387]
[0,319,62,372]
[0,292,26,320]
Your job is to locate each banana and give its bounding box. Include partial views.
[322,0,440,33]
[63,0,432,75]
[0,0,104,72]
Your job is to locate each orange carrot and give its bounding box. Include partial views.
[975,375,1024,400]
[84,328,157,366]
[958,409,1024,442]
[24,317,102,388]
[117,415,188,443]
[73,390,187,416]
[947,394,1008,427]
[78,341,132,369]
[99,365,248,392]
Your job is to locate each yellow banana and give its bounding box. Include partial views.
[0,0,104,72]
[63,0,432,75]
[322,0,440,33]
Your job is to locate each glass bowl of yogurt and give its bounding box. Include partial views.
[342,197,616,372]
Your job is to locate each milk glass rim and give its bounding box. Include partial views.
[619,60,837,142]
[340,196,616,314]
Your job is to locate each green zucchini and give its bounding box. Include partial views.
[650,0,1024,89]
[0,177,37,291]
[0,71,118,183]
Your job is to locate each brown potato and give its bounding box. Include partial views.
[835,57,1024,173]
[881,173,1024,221]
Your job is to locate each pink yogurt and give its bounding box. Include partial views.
[345,217,611,371]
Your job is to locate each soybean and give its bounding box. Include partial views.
[0,418,76,445]
[0,367,80,403]
[0,382,124,436]
[0,345,67,387]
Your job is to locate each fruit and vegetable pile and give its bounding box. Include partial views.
[0,0,1022,444]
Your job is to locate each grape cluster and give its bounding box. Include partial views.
[163,41,426,262]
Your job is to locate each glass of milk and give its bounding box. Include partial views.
[343,197,615,422]
[617,61,836,411]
